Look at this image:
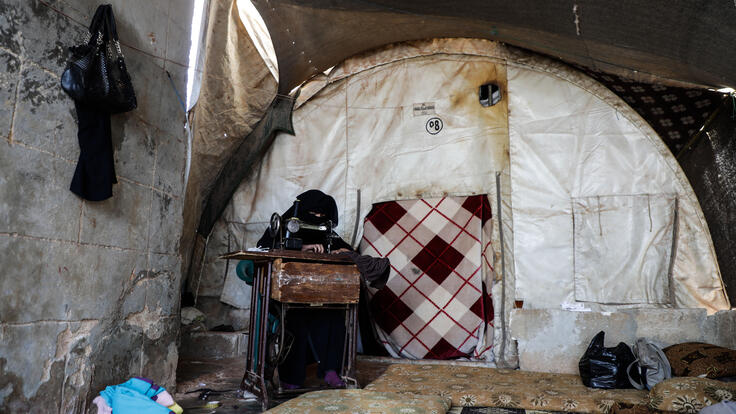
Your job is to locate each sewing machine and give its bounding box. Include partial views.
[267,198,339,252]
[219,249,360,410]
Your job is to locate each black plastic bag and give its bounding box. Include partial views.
[579,331,636,389]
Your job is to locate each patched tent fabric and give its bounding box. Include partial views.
[205,39,730,366]
[360,196,495,360]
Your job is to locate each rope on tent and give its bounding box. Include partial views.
[166,70,187,113]
[647,194,653,232]
[223,228,231,285]
[676,94,730,159]
[666,196,679,305]
[193,233,211,306]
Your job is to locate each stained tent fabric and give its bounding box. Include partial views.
[360,196,495,360]
[206,38,730,364]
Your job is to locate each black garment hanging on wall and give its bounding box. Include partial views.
[62,4,135,201]
[69,101,117,201]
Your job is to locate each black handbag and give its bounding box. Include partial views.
[61,5,137,114]
[60,5,107,102]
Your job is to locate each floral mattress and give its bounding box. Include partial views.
[364,364,649,413]
[264,389,452,414]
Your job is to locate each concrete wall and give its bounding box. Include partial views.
[511,309,736,374]
[0,1,193,412]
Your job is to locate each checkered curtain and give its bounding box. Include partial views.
[360,195,495,360]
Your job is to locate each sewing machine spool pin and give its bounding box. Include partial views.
[269,212,282,250]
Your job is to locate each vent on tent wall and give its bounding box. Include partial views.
[479,83,502,107]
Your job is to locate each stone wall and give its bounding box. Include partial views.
[0,0,193,412]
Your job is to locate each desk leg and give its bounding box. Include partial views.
[241,264,260,391]
[259,261,273,411]
[351,304,359,385]
[241,262,272,411]
[341,304,359,389]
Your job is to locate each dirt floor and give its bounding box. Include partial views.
[175,358,262,413]
[175,355,395,413]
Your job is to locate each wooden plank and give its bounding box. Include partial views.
[219,249,353,264]
[271,260,360,304]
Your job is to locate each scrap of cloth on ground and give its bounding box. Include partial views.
[360,195,495,360]
[94,377,182,414]
[364,364,649,413]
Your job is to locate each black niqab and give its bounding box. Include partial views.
[283,189,339,227]
[257,189,350,249]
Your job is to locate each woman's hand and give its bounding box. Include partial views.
[331,248,350,254]
[301,244,324,254]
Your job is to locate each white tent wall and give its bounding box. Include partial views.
[506,61,730,313]
[204,39,730,366]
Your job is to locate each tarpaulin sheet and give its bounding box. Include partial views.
[182,0,277,290]
[360,196,495,360]
[678,98,736,305]
[250,0,736,92]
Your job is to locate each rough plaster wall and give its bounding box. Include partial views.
[0,0,192,412]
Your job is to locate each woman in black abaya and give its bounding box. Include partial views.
[257,189,351,389]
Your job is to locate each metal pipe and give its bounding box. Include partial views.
[259,261,273,409]
[495,172,508,368]
[242,264,259,387]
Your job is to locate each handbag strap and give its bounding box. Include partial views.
[627,359,647,390]
[86,5,108,45]
[106,6,119,42]
[104,6,124,57]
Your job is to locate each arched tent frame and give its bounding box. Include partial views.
[202,38,730,365]
[183,1,736,310]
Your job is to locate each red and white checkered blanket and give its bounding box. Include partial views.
[360,195,495,360]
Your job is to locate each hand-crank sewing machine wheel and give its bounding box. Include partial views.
[265,304,293,388]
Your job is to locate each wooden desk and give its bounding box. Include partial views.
[219,250,360,410]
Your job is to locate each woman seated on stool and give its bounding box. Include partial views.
[256,189,351,389]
